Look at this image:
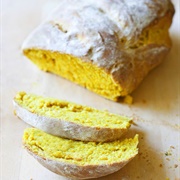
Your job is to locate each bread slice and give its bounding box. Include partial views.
[22,0,174,101]
[23,128,139,179]
[13,92,131,142]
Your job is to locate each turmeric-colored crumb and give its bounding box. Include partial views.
[23,128,139,165]
[124,95,133,105]
[14,92,131,129]
[23,50,125,101]
[129,13,172,49]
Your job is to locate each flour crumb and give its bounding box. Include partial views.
[124,95,133,104]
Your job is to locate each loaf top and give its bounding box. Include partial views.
[23,128,139,166]
[22,0,174,69]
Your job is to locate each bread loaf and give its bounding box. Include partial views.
[23,128,139,179]
[22,0,174,101]
[14,92,131,142]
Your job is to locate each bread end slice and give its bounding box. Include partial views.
[23,128,139,179]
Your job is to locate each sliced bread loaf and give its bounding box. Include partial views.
[23,128,139,179]
[13,92,131,142]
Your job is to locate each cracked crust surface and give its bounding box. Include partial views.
[22,0,174,99]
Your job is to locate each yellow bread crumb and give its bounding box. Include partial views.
[23,50,125,101]
[124,95,133,105]
[23,128,139,166]
[14,92,131,129]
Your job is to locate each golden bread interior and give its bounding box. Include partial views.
[15,92,131,129]
[23,128,139,165]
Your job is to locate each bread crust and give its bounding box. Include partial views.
[22,0,175,97]
[13,100,130,142]
[25,145,137,179]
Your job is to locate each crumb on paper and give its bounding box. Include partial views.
[13,110,17,116]
[124,95,133,104]
[174,124,180,129]
[174,164,178,168]
[165,151,172,156]
[164,145,176,159]
[170,146,175,149]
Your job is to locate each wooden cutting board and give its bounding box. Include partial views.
[1,0,179,179]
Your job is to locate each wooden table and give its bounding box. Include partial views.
[1,0,180,179]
